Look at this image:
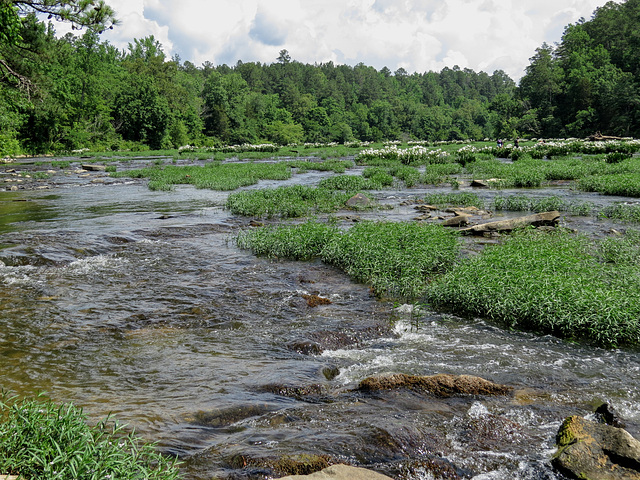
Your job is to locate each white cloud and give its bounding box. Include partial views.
[69,0,608,80]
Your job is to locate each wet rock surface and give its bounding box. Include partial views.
[357,373,513,397]
[553,409,640,480]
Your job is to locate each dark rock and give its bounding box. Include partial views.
[357,373,512,397]
[259,383,326,401]
[322,365,340,381]
[552,415,640,480]
[289,340,323,355]
[81,164,106,171]
[187,404,273,428]
[596,402,627,428]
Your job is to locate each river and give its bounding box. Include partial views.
[0,157,639,479]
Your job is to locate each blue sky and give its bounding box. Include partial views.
[76,0,609,80]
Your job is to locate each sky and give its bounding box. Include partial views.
[72,0,610,81]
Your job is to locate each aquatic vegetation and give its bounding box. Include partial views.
[322,221,461,299]
[600,203,640,223]
[226,186,360,218]
[236,220,339,260]
[318,174,382,191]
[492,195,590,215]
[112,161,292,191]
[357,145,452,165]
[285,159,354,173]
[237,220,461,301]
[427,228,640,348]
[579,173,640,197]
[422,192,484,208]
[0,392,180,480]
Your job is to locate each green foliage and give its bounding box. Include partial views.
[236,220,339,260]
[237,220,461,300]
[422,192,484,208]
[427,228,640,347]
[321,221,460,299]
[0,392,180,480]
[492,194,593,215]
[111,161,292,191]
[225,185,359,218]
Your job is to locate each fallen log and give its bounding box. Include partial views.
[459,211,560,235]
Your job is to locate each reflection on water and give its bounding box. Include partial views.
[0,165,639,479]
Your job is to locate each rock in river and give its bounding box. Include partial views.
[552,412,640,479]
[279,464,393,480]
[357,373,512,397]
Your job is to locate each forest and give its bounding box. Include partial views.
[1,0,639,156]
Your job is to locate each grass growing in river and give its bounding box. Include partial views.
[226,185,364,218]
[111,161,292,191]
[0,392,180,480]
[427,228,640,348]
[492,195,594,215]
[237,220,461,300]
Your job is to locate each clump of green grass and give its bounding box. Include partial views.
[237,220,460,300]
[318,174,381,191]
[237,220,339,260]
[422,192,484,208]
[285,159,354,174]
[492,195,594,216]
[600,203,640,223]
[578,174,640,197]
[111,161,292,191]
[0,392,180,480]
[322,221,460,299]
[427,228,640,347]
[226,185,362,218]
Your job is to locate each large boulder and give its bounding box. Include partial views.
[279,464,393,479]
[357,373,512,397]
[552,414,640,479]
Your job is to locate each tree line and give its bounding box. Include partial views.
[1,0,639,155]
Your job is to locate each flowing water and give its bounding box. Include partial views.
[1,158,639,480]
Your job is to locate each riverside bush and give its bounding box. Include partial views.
[427,228,640,347]
[0,393,180,480]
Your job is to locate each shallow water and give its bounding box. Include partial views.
[0,159,639,479]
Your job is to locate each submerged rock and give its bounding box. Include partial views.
[552,414,640,480]
[279,464,393,479]
[357,373,512,397]
[346,193,372,208]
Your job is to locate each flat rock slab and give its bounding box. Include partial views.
[279,464,393,480]
[81,164,106,171]
[459,211,561,235]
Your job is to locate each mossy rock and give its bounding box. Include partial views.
[357,373,512,397]
[552,415,640,480]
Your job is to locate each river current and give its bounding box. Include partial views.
[0,158,639,479]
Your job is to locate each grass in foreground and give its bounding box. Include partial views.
[237,220,461,300]
[0,392,180,480]
[427,228,640,348]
